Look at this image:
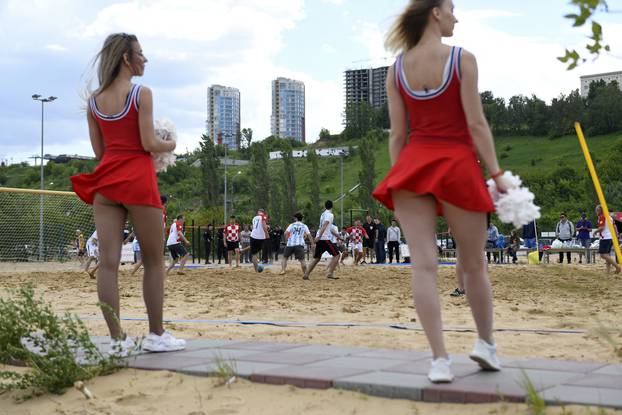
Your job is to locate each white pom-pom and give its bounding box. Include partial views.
[487,171,541,228]
[152,118,177,173]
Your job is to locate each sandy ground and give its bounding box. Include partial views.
[1,260,621,413]
[1,366,620,415]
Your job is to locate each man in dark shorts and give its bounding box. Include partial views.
[303,200,341,280]
[362,215,376,264]
[280,212,313,275]
[224,215,241,268]
[202,224,213,264]
[166,214,190,275]
[250,209,269,273]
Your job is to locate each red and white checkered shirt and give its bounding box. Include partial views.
[347,226,368,244]
[225,224,240,242]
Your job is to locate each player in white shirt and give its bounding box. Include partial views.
[303,200,342,280]
[280,212,314,275]
[166,215,190,275]
[84,230,100,278]
[249,209,269,273]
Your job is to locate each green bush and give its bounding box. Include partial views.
[0,286,123,400]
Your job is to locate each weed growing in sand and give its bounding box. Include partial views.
[0,285,123,400]
[520,371,547,415]
[211,354,237,387]
[589,320,622,359]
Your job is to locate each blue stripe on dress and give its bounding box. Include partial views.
[456,47,463,80]
[399,46,455,100]
[133,85,142,110]
[92,84,136,121]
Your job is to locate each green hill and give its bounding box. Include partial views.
[2,131,621,232]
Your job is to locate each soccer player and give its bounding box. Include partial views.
[303,200,340,280]
[250,209,269,273]
[166,214,190,275]
[84,230,99,278]
[347,220,369,266]
[280,212,314,275]
[76,230,86,265]
[224,215,241,268]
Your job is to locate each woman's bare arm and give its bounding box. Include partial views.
[386,66,408,167]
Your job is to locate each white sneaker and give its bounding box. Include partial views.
[142,331,186,352]
[109,336,136,357]
[428,357,454,383]
[469,338,501,371]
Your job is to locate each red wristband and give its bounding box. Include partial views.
[490,170,504,179]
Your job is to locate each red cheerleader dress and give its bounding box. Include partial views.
[71,84,162,209]
[372,46,494,215]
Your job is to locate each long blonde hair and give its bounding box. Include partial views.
[93,33,138,94]
[385,0,443,53]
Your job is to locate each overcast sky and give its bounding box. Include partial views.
[0,0,621,164]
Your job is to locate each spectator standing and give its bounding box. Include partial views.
[270,225,283,262]
[374,218,387,263]
[387,219,402,263]
[216,225,227,265]
[486,222,499,264]
[240,224,251,263]
[555,213,574,264]
[202,224,213,264]
[507,230,520,264]
[576,213,593,264]
[362,215,376,264]
[522,221,536,249]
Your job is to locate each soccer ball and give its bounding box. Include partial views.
[257,264,264,273]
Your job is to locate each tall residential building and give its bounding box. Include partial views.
[271,77,305,143]
[344,66,389,109]
[580,71,622,97]
[206,85,241,150]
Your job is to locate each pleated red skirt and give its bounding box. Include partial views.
[372,140,494,216]
[71,152,162,209]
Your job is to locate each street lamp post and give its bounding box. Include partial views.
[340,151,345,228]
[32,94,57,261]
[223,136,228,225]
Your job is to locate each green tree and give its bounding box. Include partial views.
[343,102,376,139]
[306,148,321,223]
[319,128,331,141]
[559,0,610,70]
[586,80,622,136]
[249,142,270,210]
[240,128,253,149]
[357,133,377,216]
[280,141,297,216]
[198,134,221,207]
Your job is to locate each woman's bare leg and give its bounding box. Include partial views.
[442,202,493,345]
[126,204,166,335]
[393,191,447,359]
[93,194,127,340]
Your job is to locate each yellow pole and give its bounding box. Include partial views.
[574,122,622,263]
[0,187,76,196]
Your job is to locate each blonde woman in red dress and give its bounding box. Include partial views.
[373,0,510,383]
[72,33,185,355]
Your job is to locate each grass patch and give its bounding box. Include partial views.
[211,354,237,387]
[520,371,547,415]
[0,285,123,400]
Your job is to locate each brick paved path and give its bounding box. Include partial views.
[88,336,622,409]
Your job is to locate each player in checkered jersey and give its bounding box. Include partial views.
[346,219,369,266]
[279,212,314,276]
[224,215,241,268]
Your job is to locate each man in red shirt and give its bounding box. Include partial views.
[346,219,369,266]
[224,215,241,268]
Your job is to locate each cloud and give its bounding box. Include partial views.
[45,44,68,52]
